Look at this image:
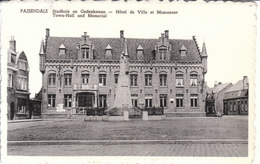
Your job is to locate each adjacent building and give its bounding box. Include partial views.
[223,76,249,115]
[39,29,208,117]
[206,82,233,116]
[7,37,30,120]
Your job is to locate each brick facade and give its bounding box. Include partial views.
[39,29,208,115]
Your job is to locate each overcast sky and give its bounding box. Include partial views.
[1,1,256,97]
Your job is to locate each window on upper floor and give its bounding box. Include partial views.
[159,74,167,86]
[64,74,72,86]
[48,73,56,86]
[130,74,138,86]
[176,72,184,87]
[8,74,13,88]
[17,76,28,91]
[81,47,89,59]
[114,74,119,84]
[190,72,198,87]
[81,74,89,84]
[99,74,106,86]
[159,47,167,60]
[145,74,152,86]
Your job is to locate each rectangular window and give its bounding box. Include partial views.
[17,76,28,90]
[8,74,13,87]
[160,94,167,107]
[145,94,153,108]
[176,74,184,86]
[145,74,152,86]
[48,73,56,86]
[48,94,56,107]
[99,74,106,86]
[64,74,72,86]
[81,48,89,59]
[114,74,119,84]
[233,102,236,112]
[176,94,184,107]
[130,74,138,86]
[190,73,198,86]
[81,74,89,84]
[190,94,198,107]
[64,94,72,108]
[99,95,107,108]
[131,94,138,107]
[160,74,167,86]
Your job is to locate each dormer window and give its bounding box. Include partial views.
[180,45,187,57]
[137,45,144,60]
[59,44,66,56]
[105,44,112,59]
[81,44,89,59]
[159,46,167,60]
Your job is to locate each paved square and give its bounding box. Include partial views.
[7,116,248,156]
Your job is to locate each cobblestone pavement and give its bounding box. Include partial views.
[8,143,248,156]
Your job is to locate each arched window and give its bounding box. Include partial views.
[176,72,184,87]
[81,44,89,59]
[159,46,167,60]
[190,72,198,86]
[99,72,107,86]
[48,71,56,86]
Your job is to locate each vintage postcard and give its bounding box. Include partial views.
[0,0,256,164]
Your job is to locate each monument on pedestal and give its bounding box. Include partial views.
[106,39,134,116]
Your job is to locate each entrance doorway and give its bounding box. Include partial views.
[10,102,15,120]
[77,92,95,108]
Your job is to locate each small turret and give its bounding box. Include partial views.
[201,42,208,74]
[39,40,45,74]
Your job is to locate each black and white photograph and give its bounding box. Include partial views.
[0,1,257,164]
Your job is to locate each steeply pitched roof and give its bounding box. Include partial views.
[211,83,232,94]
[207,83,232,99]
[226,77,249,93]
[45,35,201,62]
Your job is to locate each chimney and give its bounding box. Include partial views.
[46,28,50,38]
[120,30,124,38]
[165,30,169,39]
[218,82,222,85]
[243,76,247,80]
[9,36,16,52]
[214,81,218,87]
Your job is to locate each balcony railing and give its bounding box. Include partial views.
[73,84,98,90]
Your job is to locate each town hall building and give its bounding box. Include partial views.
[39,29,208,117]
